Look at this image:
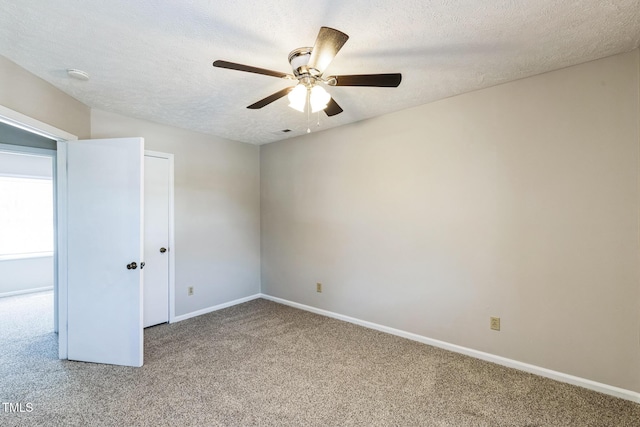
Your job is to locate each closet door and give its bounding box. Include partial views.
[143,154,170,328]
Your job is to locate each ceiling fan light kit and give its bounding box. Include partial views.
[213,26,402,132]
[287,46,332,115]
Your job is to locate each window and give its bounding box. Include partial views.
[0,176,53,257]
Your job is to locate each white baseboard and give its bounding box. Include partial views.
[172,293,261,323]
[0,286,53,298]
[259,293,640,404]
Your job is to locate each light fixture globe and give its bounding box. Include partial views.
[287,83,332,114]
[287,84,307,112]
[310,85,331,113]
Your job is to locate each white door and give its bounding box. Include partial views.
[143,154,169,327]
[66,137,144,367]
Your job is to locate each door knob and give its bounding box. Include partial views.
[160,247,167,253]
[127,262,138,270]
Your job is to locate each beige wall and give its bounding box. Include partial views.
[91,109,261,316]
[0,256,53,296]
[0,56,90,138]
[261,50,640,392]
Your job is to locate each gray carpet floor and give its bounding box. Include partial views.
[1,292,639,426]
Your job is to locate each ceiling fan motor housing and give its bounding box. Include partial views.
[289,47,321,81]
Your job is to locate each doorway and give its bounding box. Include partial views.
[0,122,61,375]
[1,105,176,366]
[0,106,76,350]
[0,146,56,339]
[0,151,55,294]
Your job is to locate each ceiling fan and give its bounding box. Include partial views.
[213,27,402,117]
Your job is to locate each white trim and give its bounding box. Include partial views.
[56,141,68,358]
[0,252,54,261]
[0,286,53,298]
[51,149,58,334]
[172,294,262,323]
[259,294,640,404]
[144,150,169,159]
[0,143,56,156]
[167,156,175,323]
[0,105,77,141]
[0,173,52,180]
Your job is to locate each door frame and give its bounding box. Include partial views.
[144,150,176,324]
[0,104,77,359]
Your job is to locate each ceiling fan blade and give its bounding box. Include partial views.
[307,27,349,74]
[329,73,402,87]
[247,87,294,109]
[324,98,343,117]
[213,60,291,79]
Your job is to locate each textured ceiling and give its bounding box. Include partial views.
[1,0,639,145]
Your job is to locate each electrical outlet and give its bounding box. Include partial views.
[490,316,501,331]
[188,286,194,296]
[316,283,322,293]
